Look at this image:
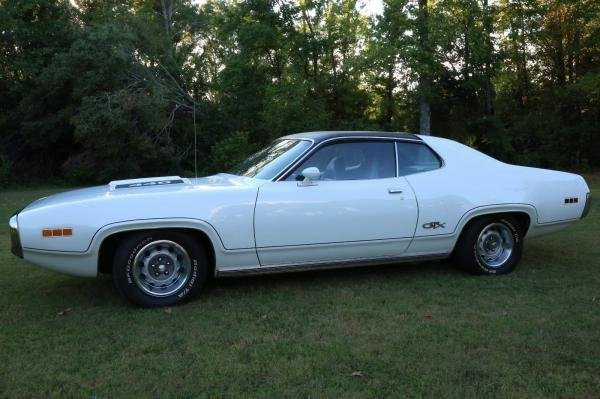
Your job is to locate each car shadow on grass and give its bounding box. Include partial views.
[39,259,462,308]
[203,259,460,294]
[38,273,122,307]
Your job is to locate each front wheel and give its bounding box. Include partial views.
[453,216,524,275]
[112,230,208,307]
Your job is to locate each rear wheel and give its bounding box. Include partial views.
[453,215,523,275]
[112,230,208,307]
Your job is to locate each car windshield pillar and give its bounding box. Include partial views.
[229,139,312,180]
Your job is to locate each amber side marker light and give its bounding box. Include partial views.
[42,228,73,237]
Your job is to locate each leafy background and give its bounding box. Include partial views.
[1,0,598,185]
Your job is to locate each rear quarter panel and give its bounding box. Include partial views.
[513,166,588,223]
[408,136,528,238]
[411,136,588,238]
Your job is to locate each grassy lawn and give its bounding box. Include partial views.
[1,182,599,398]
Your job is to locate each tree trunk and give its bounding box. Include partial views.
[160,0,173,35]
[482,0,495,116]
[419,87,431,135]
[417,0,431,135]
[301,7,319,79]
[384,61,394,125]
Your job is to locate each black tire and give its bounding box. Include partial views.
[112,230,208,307]
[453,215,523,275]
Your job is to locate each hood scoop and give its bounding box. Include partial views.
[109,176,192,191]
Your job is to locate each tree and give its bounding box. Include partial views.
[0,0,598,185]
[416,0,432,135]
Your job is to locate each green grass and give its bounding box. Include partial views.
[1,184,599,398]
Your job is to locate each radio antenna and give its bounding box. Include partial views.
[193,100,198,179]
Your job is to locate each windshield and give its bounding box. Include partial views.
[229,139,312,179]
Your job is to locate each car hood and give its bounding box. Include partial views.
[22,174,262,213]
[17,174,265,252]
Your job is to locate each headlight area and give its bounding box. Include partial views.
[9,214,23,258]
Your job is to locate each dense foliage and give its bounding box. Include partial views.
[1,0,598,184]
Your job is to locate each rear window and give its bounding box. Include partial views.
[396,142,442,176]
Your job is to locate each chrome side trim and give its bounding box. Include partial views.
[394,140,400,177]
[216,253,450,277]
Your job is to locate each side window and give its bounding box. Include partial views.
[396,142,442,176]
[287,141,396,181]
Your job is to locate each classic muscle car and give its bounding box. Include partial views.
[9,131,591,306]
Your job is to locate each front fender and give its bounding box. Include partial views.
[22,218,261,277]
[92,219,260,277]
[89,218,226,254]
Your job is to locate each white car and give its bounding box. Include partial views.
[9,131,591,306]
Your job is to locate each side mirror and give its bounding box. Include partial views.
[299,167,321,185]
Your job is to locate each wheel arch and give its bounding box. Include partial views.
[97,225,218,276]
[451,207,533,254]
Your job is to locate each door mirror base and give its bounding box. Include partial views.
[298,167,321,186]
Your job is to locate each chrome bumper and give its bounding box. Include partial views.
[9,213,23,258]
[581,192,591,219]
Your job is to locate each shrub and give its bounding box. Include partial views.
[0,156,12,186]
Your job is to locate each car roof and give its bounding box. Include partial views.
[280,131,422,143]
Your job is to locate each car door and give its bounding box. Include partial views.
[253,139,419,266]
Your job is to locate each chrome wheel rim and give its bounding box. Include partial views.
[476,222,514,268]
[132,240,191,297]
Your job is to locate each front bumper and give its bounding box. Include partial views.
[9,213,23,258]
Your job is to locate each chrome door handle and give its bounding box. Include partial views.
[388,188,403,194]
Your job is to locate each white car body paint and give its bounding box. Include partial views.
[17,174,264,276]
[254,177,417,265]
[10,133,590,278]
